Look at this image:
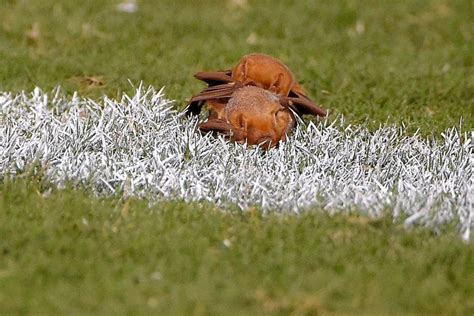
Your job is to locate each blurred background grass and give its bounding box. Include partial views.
[0,0,472,134]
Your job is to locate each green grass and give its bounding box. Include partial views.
[1,1,473,314]
[0,0,472,134]
[0,180,472,315]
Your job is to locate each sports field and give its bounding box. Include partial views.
[0,0,472,315]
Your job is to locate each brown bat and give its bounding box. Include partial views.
[186,53,326,118]
[198,86,295,149]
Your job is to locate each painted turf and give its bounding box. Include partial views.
[1,85,472,240]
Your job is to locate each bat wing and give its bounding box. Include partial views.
[198,118,245,141]
[198,119,233,135]
[185,82,243,116]
[287,89,327,117]
[194,70,233,86]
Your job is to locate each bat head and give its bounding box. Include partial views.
[232,53,296,96]
[199,86,295,149]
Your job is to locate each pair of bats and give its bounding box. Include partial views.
[185,53,327,149]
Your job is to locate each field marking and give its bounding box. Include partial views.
[1,85,472,240]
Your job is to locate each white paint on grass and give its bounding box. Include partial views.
[0,85,472,240]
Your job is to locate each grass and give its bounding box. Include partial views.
[0,0,472,135]
[0,179,472,315]
[0,0,473,314]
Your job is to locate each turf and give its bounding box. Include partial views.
[0,0,473,314]
[0,180,472,315]
[0,0,472,134]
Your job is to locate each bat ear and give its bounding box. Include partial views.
[287,90,327,117]
[198,119,245,141]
